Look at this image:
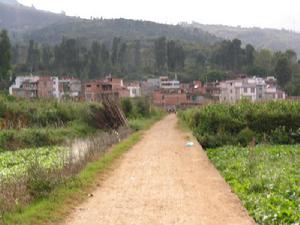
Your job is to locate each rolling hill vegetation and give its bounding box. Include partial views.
[184,22,300,55]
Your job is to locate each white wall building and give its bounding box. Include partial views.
[9,76,39,95]
[127,85,141,98]
[220,76,285,103]
[160,76,180,89]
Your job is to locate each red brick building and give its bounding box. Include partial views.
[153,89,188,107]
[85,80,119,102]
[37,76,54,98]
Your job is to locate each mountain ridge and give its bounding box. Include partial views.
[183,22,300,54]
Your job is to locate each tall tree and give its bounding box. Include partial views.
[41,45,53,71]
[274,55,292,87]
[154,36,166,72]
[26,40,40,73]
[111,37,121,65]
[0,30,11,87]
[133,40,141,70]
[245,44,255,66]
[167,40,176,71]
[89,41,101,78]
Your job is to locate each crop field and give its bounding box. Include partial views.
[207,145,300,225]
[0,146,68,180]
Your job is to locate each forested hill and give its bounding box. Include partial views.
[26,19,220,45]
[183,22,300,55]
[0,1,78,34]
[0,0,219,45]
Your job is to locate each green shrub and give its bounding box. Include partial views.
[180,100,300,148]
[121,98,133,118]
[237,128,256,146]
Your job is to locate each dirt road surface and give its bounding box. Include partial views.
[64,114,256,225]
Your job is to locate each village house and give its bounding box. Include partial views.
[153,89,188,108]
[84,80,118,102]
[219,76,286,103]
[127,82,142,98]
[9,76,39,99]
[9,76,56,99]
[204,81,221,100]
[160,76,180,89]
[59,77,82,100]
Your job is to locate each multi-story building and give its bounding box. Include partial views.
[59,77,82,100]
[204,82,221,100]
[10,76,81,100]
[160,76,180,89]
[85,80,118,102]
[219,76,286,103]
[10,76,39,99]
[127,82,142,98]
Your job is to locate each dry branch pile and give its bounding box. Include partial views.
[88,97,128,130]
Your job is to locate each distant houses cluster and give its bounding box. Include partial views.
[9,75,142,101]
[9,74,287,107]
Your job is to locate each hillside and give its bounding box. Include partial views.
[0,1,78,40]
[183,22,300,55]
[0,0,19,6]
[26,18,220,45]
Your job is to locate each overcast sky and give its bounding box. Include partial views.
[18,0,300,31]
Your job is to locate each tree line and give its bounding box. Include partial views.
[2,28,300,95]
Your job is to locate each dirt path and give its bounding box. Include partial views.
[64,114,256,225]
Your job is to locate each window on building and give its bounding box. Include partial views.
[251,87,255,93]
[86,85,91,88]
[244,87,247,93]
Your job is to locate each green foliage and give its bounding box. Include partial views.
[0,97,100,151]
[237,128,256,146]
[0,146,66,180]
[0,29,11,89]
[274,54,292,87]
[180,101,300,148]
[121,98,133,118]
[207,145,300,225]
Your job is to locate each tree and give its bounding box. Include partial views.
[133,40,141,69]
[274,55,292,87]
[245,44,255,66]
[89,41,101,78]
[167,40,176,71]
[0,30,11,87]
[26,40,41,73]
[111,37,121,65]
[41,45,53,71]
[254,49,273,75]
[154,37,166,72]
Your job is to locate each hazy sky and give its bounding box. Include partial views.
[18,0,300,31]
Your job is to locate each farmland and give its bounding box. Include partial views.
[180,100,300,224]
[0,94,164,216]
[0,146,67,180]
[207,145,300,225]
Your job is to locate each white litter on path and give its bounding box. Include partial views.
[185,141,194,147]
